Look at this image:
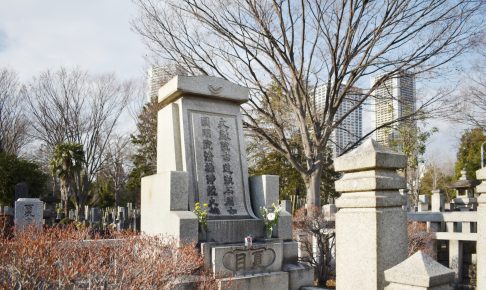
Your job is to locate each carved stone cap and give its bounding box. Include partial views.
[158,75,249,106]
[334,139,406,173]
[384,251,455,287]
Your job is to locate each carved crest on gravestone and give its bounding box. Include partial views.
[222,247,276,274]
[208,84,223,95]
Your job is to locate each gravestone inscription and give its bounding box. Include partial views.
[192,112,249,218]
[14,198,43,231]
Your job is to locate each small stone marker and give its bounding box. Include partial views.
[384,251,454,290]
[14,198,43,231]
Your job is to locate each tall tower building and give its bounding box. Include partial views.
[315,85,363,157]
[372,72,416,147]
[147,64,187,101]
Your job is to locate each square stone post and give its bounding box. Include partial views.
[431,189,445,212]
[475,167,486,289]
[334,139,408,290]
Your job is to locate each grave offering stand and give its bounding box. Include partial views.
[141,76,313,289]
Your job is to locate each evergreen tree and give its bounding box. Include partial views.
[0,152,48,205]
[126,97,160,203]
[454,128,486,180]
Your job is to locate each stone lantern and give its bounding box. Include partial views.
[449,169,480,211]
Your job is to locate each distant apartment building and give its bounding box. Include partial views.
[147,64,187,101]
[315,85,363,157]
[372,72,416,147]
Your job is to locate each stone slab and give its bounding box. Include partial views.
[158,75,249,106]
[165,96,256,218]
[282,241,299,264]
[276,210,292,240]
[336,191,405,208]
[282,263,315,290]
[335,170,406,192]
[218,271,289,290]
[249,175,279,218]
[206,219,264,243]
[211,241,283,278]
[334,139,406,172]
[141,173,197,243]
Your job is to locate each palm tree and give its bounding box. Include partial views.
[50,143,85,219]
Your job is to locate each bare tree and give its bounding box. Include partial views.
[0,68,29,155]
[25,68,133,218]
[133,0,484,207]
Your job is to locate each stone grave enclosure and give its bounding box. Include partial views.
[141,75,313,289]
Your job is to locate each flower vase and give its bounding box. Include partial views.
[265,226,273,239]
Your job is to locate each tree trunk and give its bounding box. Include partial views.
[305,166,323,208]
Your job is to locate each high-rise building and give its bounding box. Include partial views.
[315,85,363,157]
[372,72,416,146]
[147,64,187,101]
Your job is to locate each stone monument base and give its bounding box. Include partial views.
[201,239,313,290]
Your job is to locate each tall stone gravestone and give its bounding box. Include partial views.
[142,76,263,242]
[14,198,43,231]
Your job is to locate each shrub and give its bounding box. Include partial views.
[0,226,217,289]
[293,206,335,286]
[408,221,434,258]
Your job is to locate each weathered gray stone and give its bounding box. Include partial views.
[206,219,263,243]
[141,172,197,243]
[431,190,445,212]
[384,251,454,289]
[275,210,292,240]
[14,198,43,231]
[335,139,407,290]
[218,271,289,290]
[211,241,283,278]
[282,263,314,290]
[158,75,249,106]
[156,76,255,219]
[250,175,279,218]
[281,200,292,213]
[334,139,407,172]
[282,241,299,264]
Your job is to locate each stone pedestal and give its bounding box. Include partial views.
[334,139,408,290]
[475,167,486,289]
[384,251,454,290]
[14,198,43,232]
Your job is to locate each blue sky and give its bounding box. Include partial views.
[0,0,467,165]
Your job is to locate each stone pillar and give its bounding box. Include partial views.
[334,139,408,290]
[448,239,463,285]
[475,167,486,289]
[384,251,455,290]
[431,189,445,212]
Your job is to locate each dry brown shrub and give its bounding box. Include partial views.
[293,206,335,286]
[408,221,435,258]
[0,225,217,289]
